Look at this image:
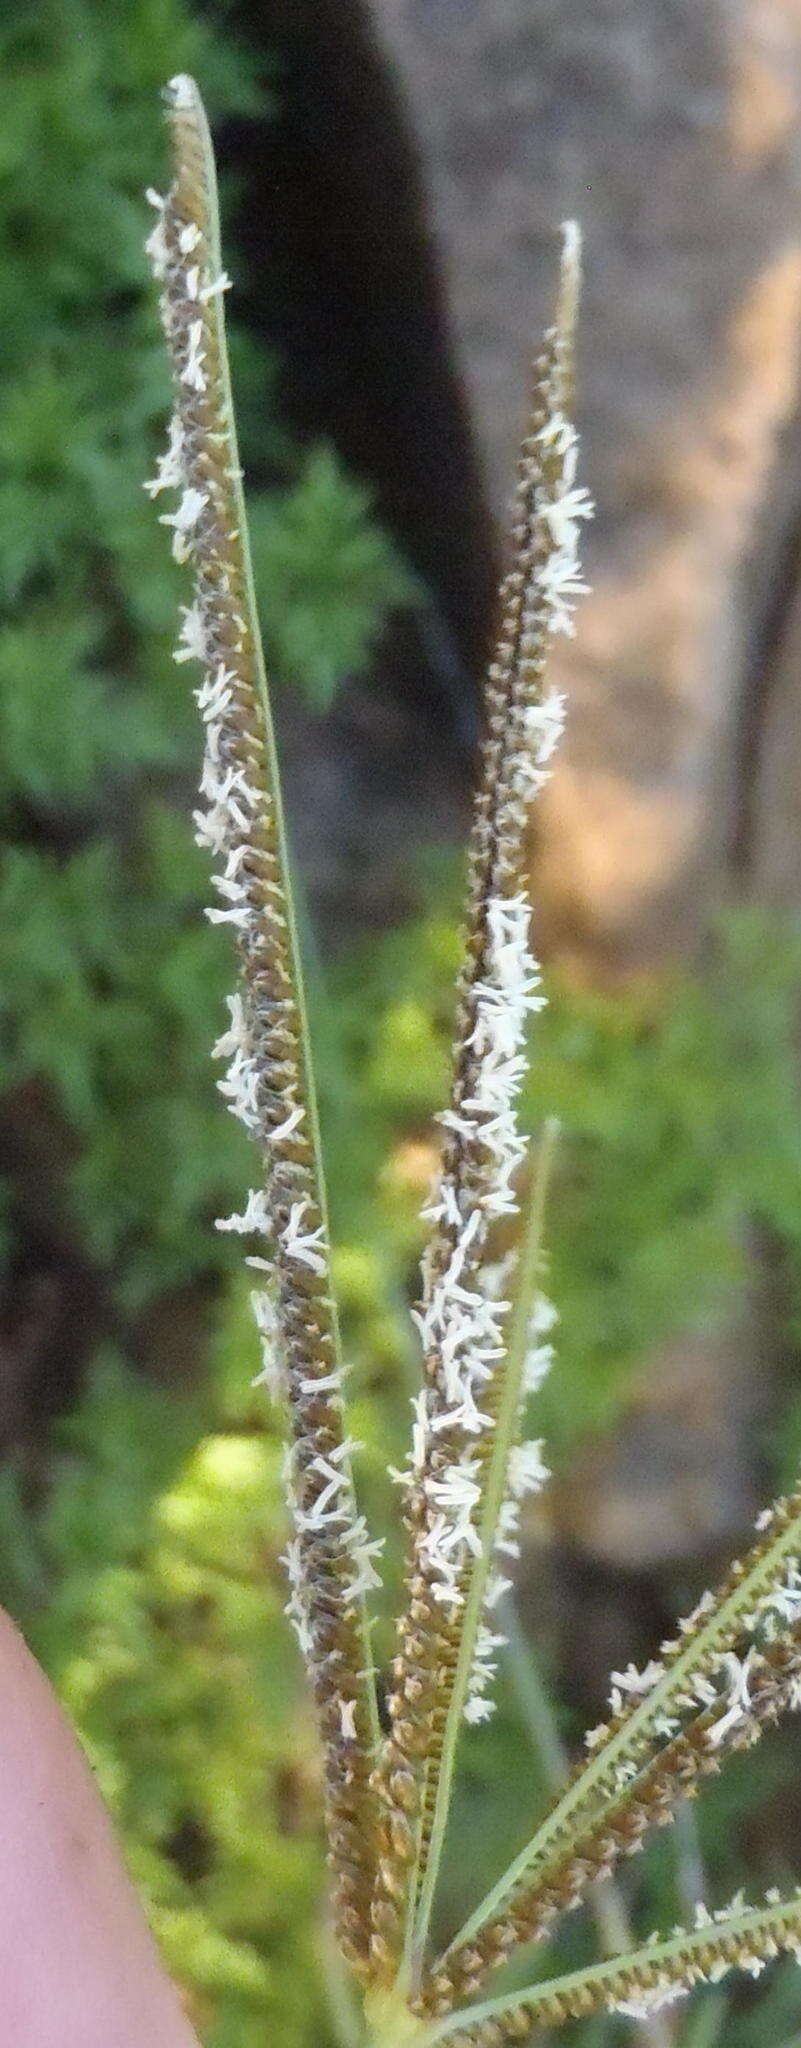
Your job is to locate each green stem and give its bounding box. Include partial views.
[500,1601,676,2048]
[321,1921,366,2048]
[499,1599,568,1794]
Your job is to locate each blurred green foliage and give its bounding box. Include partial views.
[6,880,801,2040]
[249,445,418,710]
[3,4,801,2045]
[0,0,412,1302]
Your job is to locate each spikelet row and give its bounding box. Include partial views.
[433,1889,801,2046]
[369,226,592,1981]
[423,1619,801,2010]
[145,74,380,1972]
[425,1477,801,2004]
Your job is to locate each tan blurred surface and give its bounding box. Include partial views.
[375,0,801,966]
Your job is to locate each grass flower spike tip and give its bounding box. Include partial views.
[147,75,801,2045]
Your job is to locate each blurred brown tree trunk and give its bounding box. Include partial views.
[374,0,801,968]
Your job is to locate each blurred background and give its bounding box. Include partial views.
[4,1,801,2043]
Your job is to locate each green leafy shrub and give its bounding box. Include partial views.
[249,444,419,710]
[0,0,412,1317]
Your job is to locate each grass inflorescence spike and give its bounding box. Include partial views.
[146,76,801,2041]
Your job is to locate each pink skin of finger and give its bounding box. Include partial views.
[0,1609,200,2047]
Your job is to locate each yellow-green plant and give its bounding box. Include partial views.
[147,74,801,2043]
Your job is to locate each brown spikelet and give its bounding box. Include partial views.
[370,225,590,1986]
[145,74,380,1973]
[434,1887,801,2047]
[422,1627,801,2011]
[427,1477,801,1990]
